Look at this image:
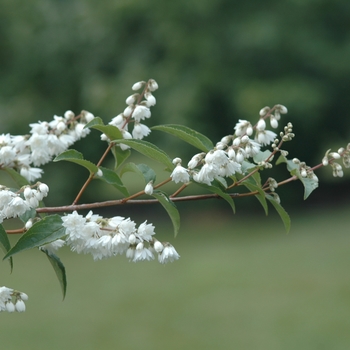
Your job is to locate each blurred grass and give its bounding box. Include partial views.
[1,205,350,350]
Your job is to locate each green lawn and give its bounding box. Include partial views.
[1,205,350,350]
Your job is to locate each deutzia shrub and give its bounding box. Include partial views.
[0,79,349,312]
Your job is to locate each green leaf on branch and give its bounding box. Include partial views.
[253,150,273,164]
[113,139,174,170]
[2,168,29,187]
[266,194,291,233]
[120,163,156,184]
[40,248,67,300]
[151,191,180,237]
[241,176,268,215]
[85,117,123,141]
[0,224,13,272]
[152,124,214,152]
[3,215,66,260]
[111,146,131,170]
[54,149,98,174]
[195,181,236,214]
[19,208,37,224]
[276,154,318,199]
[95,166,129,197]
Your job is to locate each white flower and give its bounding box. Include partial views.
[234,120,253,136]
[193,163,218,185]
[20,166,43,182]
[171,165,190,184]
[132,105,151,122]
[40,239,65,254]
[158,244,180,264]
[132,123,151,139]
[5,196,30,218]
[133,242,154,262]
[0,286,13,311]
[136,221,155,241]
[255,130,277,146]
[144,92,156,107]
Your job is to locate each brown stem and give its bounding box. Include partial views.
[72,142,114,205]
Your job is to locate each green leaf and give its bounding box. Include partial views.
[253,150,273,163]
[195,181,236,214]
[95,166,129,197]
[151,191,180,237]
[2,168,29,186]
[152,124,214,152]
[3,215,66,260]
[111,146,131,170]
[266,194,291,233]
[0,224,13,272]
[41,249,67,300]
[241,179,268,215]
[120,163,156,185]
[113,139,174,170]
[54,149,98,174]
[277,154,318,199]
[19,208,37,224]
[85,117,123,140]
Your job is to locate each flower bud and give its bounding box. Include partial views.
[144,181,153,195]
[259,106,270,117]
[148,79,158,91]
[132,81,145,91]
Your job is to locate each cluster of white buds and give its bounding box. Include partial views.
[0,110,94,182]
[322,144,350,177]
[0,286,28,312]
[61,210,179,263]
[259,104,288,129]
[102,79,158,149]
[0,182,49,223]
[170,105,288,186]
[293,158,319,182]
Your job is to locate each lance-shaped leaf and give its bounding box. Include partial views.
[54,149,98,174]
[113,139,174,170]
[240,172,268,215]
[0,224,13,272]
[84,117,123,141]
[120,163,156,184]
[95,166,129,197]
[111,146,131,170]
[151,191,180,237]
[195,181,236,213]
[266,194,291,233]
[40,248,67,300]
[3,215,66,260]
[276,154,318,199]
[152,124,214,152]
[3,168,29,187]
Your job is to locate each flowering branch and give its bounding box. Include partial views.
[1,78,349,312]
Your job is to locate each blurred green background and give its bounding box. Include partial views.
[1,0,350,349]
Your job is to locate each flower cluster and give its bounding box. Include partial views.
[61,210,179,263]
[0,182,49,223]
[170,105,288,186]
[102,79,158,148]
[0,110,94,182]
[322,144,350,177]
[0,286,28,312]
